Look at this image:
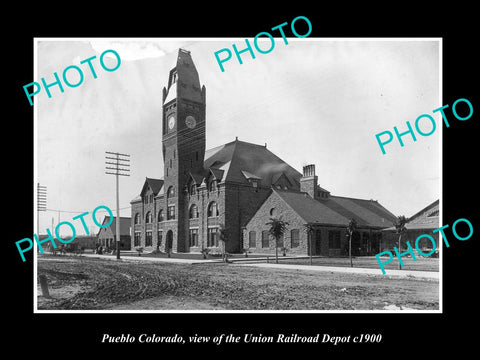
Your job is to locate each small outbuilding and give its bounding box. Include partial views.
[97,216,131,251]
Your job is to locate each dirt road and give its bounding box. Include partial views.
[37,255,439,311]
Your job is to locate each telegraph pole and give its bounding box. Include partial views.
[37,184,47,237]
[105,151,130,259]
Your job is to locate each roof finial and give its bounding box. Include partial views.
[235,136,238,141]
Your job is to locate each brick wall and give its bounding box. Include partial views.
[243,190,383,257]
[225,183,271,253]
[243,190,310,256]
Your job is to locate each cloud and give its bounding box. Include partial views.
[89,40,196,61]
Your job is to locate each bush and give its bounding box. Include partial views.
[201,248,210,259]
[135,247,144,256]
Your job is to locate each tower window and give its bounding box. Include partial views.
[158,209,164,222]
[207,201,219,217]
[172,71,177,84]
[167,186,175,198]
[167,205,175,220]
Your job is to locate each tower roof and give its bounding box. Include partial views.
[164,48,203,105]
[204,139,301,188]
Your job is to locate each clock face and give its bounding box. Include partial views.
[185,115,196,129]
[168,115,175,130]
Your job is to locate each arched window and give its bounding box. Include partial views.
[145,211,152,224]
[167,186,175,198]
[158,209,164,222]
[134,213,140,225]
[209,179,217,192]
[290,229,300,248]
[189,204,199,219]
[249,231,256,248]
[207,201,219,217]
[190,183,197,195]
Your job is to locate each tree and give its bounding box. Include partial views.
[395,215,408,270]
[266,217,289,264]
[218,224,228,262]
[304,223,315,265]
[346,218,358,267]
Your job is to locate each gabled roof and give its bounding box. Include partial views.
[408,199,439,224]
[209,167,224,181]
[189,171,206,185]
[97,216,131,237]
[273,189,396,228]
[204,139,301,188]
[384,199,439,231]
[140,177,164,197]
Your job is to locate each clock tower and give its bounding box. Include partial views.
[162,49,206,252]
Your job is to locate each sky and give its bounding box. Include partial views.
[35,38,441,236]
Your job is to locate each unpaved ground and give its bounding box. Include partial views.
[37,256,439,311]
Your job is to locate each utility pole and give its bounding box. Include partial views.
[105,151,130,259]
[37,184,47,237]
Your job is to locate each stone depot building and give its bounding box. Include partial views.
[130,49,398,257]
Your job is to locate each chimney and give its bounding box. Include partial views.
[300,164,318,200]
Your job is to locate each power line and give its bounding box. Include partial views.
[44,205,131,214]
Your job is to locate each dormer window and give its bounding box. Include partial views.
[209,179,217,192]
[190,183,197,195]
[251,180,258,189]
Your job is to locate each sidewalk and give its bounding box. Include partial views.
[80,253,209,264]
[233,262,439,280]
[77,253,439,279]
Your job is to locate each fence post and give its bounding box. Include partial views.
[39,274,51,298]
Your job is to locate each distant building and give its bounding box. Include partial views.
[74,235,97,250]
[381,199,439,252]
[97,216,131,251]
